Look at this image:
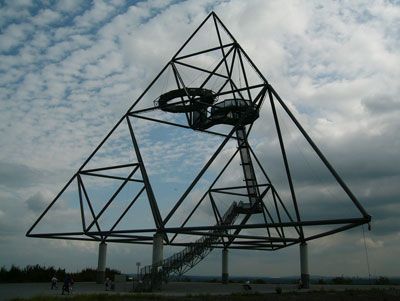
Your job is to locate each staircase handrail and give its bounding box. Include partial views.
[140,201,241,278]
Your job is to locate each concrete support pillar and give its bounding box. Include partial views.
[96,242,107,284]
[300,242,310,288]
[152,233,164,266]
[152,233,164,290]
[222,248,229,284]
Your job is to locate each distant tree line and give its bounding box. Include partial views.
[321,276,394,285]
[177,276,397,285]
[0,265,121,283]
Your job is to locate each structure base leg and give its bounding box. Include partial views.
[300,242,310,289]
[96,242,107,284]
[222,249,229,284]
[96,271,106,284]
[152,233,164,291]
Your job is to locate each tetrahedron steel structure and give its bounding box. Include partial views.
[27,12,370,259]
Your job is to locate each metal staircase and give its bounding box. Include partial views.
[136,124,263,291]
[137,201,244,291]
[236,126,262,212]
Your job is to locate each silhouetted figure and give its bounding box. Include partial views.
[62,275,71,295]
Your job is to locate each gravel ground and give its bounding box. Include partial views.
[0,282,398,300]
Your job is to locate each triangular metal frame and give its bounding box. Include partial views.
[26,116,165,244]
[27,12,370,252]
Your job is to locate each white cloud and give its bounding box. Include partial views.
[73,0,118,30]
[0,0,399,278]
[0,23,32,51]
[32,9,62,27]
[360,237,384,249]
[55,0,86,14]
[26,190,54,213]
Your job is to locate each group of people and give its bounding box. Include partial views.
[50,275,74,295]
[52,275,116,293]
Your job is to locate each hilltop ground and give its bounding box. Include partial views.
[1,281,400,301]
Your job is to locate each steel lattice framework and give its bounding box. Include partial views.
[27,12,371,253]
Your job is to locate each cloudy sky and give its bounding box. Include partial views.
[1,0,399,279]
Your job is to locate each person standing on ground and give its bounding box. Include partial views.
[62,275,71,295]
[298,279,303,289]
[50,276,57,289]
[105,277,110,291]
[70,277,74,294]
[243,280,252,290]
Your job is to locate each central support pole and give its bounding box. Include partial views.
[96,242,107,284]
[300,242,310,288]
[152,233,164,290]
[236,126,260,209]
[222,248,229,284]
